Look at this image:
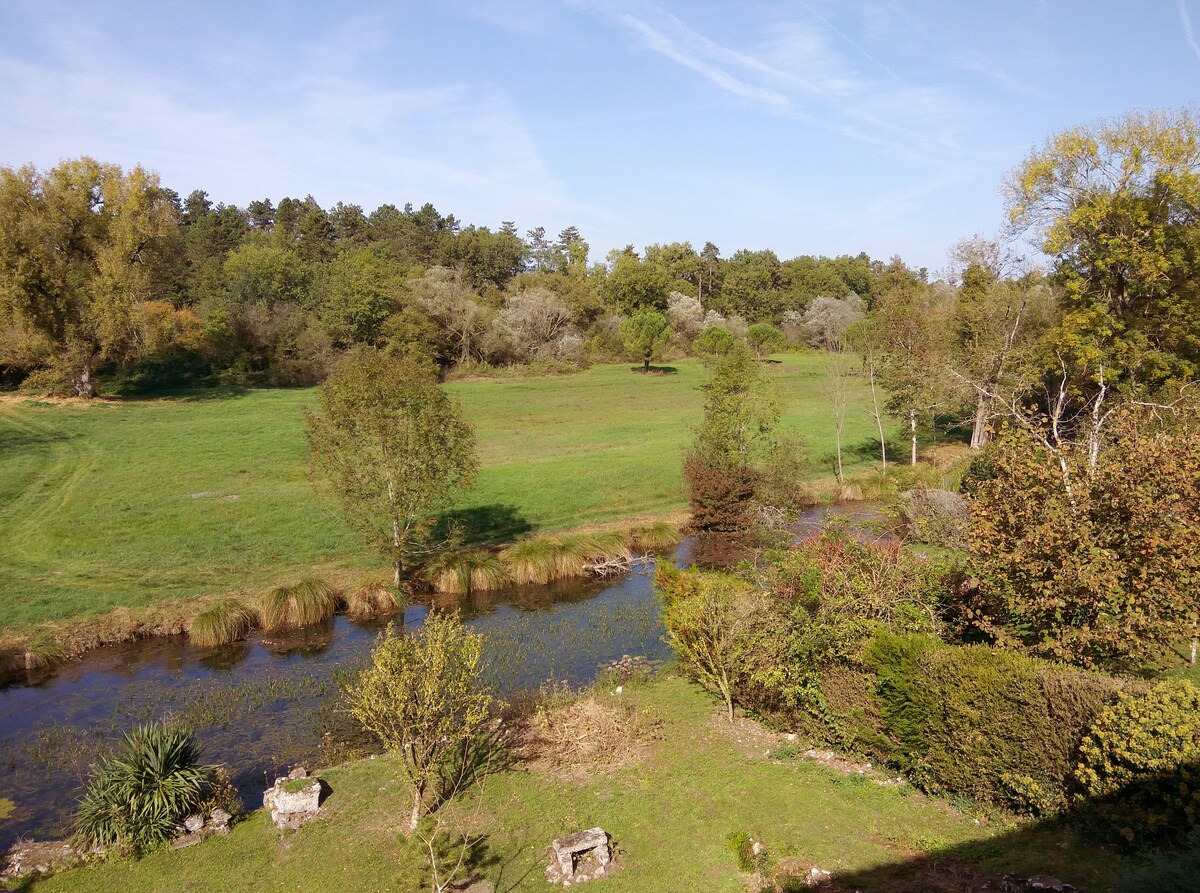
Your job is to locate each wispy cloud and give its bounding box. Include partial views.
[1179,0,1200,65]
[0,9,581,232]
[570,0,979,164]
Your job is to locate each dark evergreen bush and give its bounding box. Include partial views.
[865,634,1121,813]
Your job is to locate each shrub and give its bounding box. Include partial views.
[259,578,340,630]
[768,534,946,670]
[656,564,782,721]
[188,599,259,648]
[898,486,968,548]
[683,453,757,532]
[75,723,215,854]
[1074,680,1200,846]
[866,634,1121,813]
[344,614,494,830]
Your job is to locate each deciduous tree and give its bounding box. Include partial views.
[306,349,477,585]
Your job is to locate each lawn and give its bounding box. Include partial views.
[0,355,894,630]
[26,676,1137,893]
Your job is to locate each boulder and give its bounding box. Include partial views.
[183,813,206,833]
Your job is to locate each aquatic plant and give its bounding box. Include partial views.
[630,521,682,552]
[259,578,340,630]
[188,599,259,648]
[426,550,509,594]
[74,722,214,854]
[346,577,401,620]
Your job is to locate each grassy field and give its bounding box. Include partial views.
[26,675,1144,893]
[0,354,896,630]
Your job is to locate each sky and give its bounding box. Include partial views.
[0,0,1197,273]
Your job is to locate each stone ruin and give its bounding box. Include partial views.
[545,827,614,886]
[170,806,233,849]
[262,765,324,830]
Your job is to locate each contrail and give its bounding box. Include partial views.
[1180,0,1200,64]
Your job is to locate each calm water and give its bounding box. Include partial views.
[0,504,885,849]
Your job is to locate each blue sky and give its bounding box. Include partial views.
[1,1,1197,272]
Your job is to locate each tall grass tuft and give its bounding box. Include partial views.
[189,599,259,648]
[346,577,401,620]
[259,577,340,630]
[630,521,682,552]
[549,536,590,578]
[427,549,510,594]
[21,635,66,671]
[499,537,562,585]
[575,530,634,563]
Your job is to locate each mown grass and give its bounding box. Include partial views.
[0,355,897,630]
[27,676,1134,893]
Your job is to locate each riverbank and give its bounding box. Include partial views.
[0,356,899,631]
[19,674,1140,893]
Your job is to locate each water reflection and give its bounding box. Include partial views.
[0,502,886,849]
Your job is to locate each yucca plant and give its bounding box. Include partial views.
[499,537,562,585]
[630,521,682,552]
[75,722,213,854]
[426,550,509,594]
[188,599,259,648]
[259,578,340,630]
[346,578,401,620]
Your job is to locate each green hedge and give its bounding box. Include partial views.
[864,634,1122,813]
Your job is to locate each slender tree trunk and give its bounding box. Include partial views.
[643,356,650,372]
[970,394,991,450]
[72,359,93,399]
[868,368,886,469]
[909,410,917,466]
[834,419,844,483]
[410,787,423,832]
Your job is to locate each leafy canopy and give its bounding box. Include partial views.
[306,349,477,583]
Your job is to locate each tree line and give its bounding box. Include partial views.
[0,157,892,396]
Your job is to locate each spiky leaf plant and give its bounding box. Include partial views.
[75,722,213,854]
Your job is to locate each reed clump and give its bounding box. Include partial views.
[188,599,260,648]
[259,578,340,630]
[630,521,682,552]
[499,536,563,585]
[427,549,510,594]
[346,577,401,620]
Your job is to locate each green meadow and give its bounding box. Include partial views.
[0,355,893,629]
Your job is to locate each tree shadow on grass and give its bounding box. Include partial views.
[629,365,678,375]
[437,504,535,546]
[797,762,1200,893]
